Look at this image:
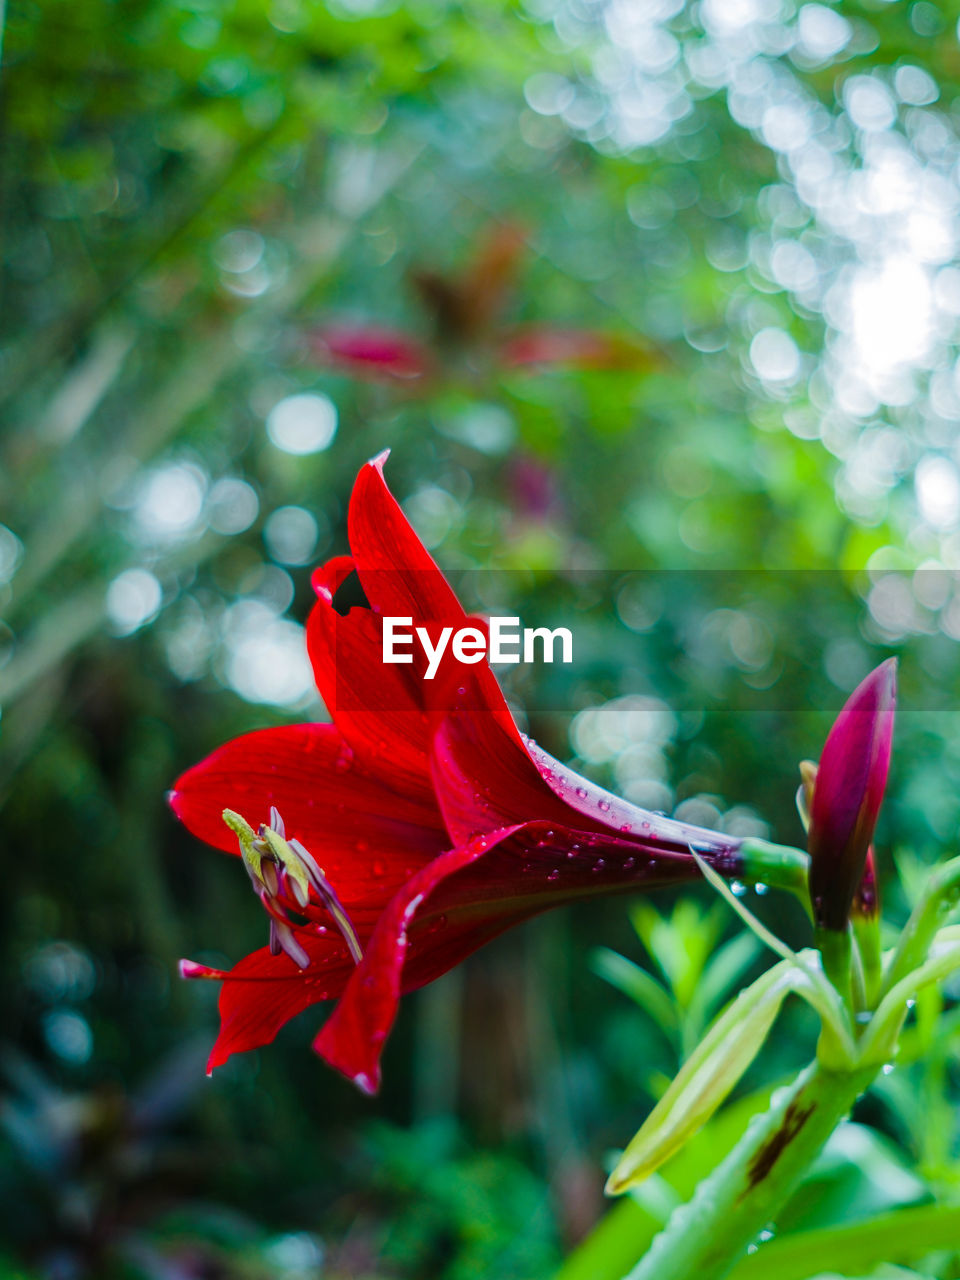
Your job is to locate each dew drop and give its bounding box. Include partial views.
[623,857,636,870]
[754,882,768,896]
[547,869,560,882]
[575,787,588,799]
[598,800,611,813]
[593,859,606,873]
[730,880,747,897]
[882,1063,895,1075]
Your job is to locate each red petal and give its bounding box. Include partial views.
[203,935,356,1072]
[340,456,525,747]
[312,820,702,1093]
[169,723,448,913]
[525,740,745,857]
[310,325,431,380]
[348,453,467,629]
[429,680,743,858]
[307,556,435,794]
[430,696,577,843]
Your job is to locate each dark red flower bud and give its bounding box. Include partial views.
[808,660,896,931]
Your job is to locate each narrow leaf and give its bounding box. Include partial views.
[590,948,679,1038]
[606,961,798,1194]
[726,1202,960,1280]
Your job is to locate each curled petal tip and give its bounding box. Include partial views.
[310,554,355,604]
[368,449,391,472]
[353,1071,379,1096]
[179,958,224,980]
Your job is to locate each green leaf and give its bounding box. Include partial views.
[552,1088,776,1280]
[590,947,679,1039]
[725,1202,960,1280]
[690,931,761,1030]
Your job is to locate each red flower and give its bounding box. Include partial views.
[311,326,431,380]
[309,222,657,383]
[807,659,896,931]
[171,455,745,1093]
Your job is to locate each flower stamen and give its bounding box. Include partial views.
[222,807,364,968]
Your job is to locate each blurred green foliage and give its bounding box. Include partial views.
[6,0,960,1275]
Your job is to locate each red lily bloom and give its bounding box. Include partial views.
[171,455,747,1093]
[807,659,896,932]
[309,222,657,384]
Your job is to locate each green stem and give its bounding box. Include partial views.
[620,1060,877,1280]
[738,839,810,913]
[852,914,882,1009]
[814,927,852,1010]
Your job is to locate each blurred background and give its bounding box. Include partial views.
[6,0,960,1276]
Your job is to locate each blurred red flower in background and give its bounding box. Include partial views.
[310,222,658,383]
[171,455,743,1093]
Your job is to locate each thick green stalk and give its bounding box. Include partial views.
[621,1060,878,1280]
